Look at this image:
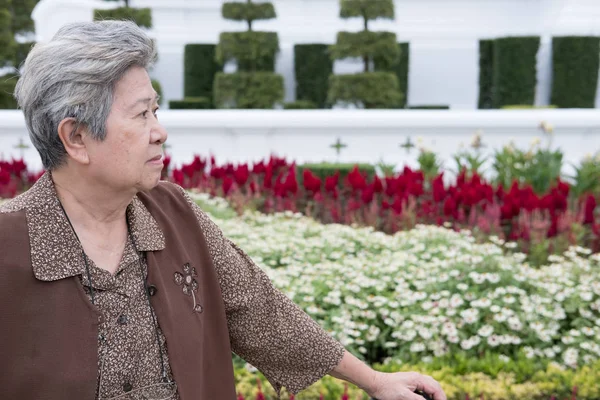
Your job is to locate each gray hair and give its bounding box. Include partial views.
[14,20,157,170]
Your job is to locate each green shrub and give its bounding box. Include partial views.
[330,31,399,69]
[492,36,540,108]
[409,105,449,110]
[339,0,394,21]
[0,73,18,109]
[13,41,33,68]
[328,72,402,108]
[551,36,600,108]
[222,1,275,23]
[283,100,317,109]
[93,7,152,28]
[214,72,284,109]
[150,79,162,105]
[169,97,212,110]
[478,39,494,109]
[297,162,376,184]
[294,44,333,108]
[0,9,15,67]
[374,42,409,108]
[184,44,222,102]
[216,31,279,72]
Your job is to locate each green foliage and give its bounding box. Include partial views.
[328,72,402,108]
[478,39,494,109]
[294,44,333,109]
[492,141,563,194]
[297,162,376,184]
[93,7,152,28]
[417,149,443,180]
[339,0,394,21]
[214,72,284,109]
[571,153,600,198]
[169,97,212,110]
[150,79,162,105]
[283,100,317,109]
[222,1,276,25]
[13,41,34,68]
[0,8,15,67]
[492,36,540,108]
[551,36,600,108]
[330,31,399,68]
[184,44,222,102]
[0,73,18,109]
[374,42,409,108]
[216,31,279,71]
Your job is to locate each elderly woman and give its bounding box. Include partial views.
[0,20,446,400]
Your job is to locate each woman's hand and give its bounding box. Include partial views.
[367,371,446,400]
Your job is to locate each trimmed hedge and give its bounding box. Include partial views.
[283,100,317,109]
[169,97,212,110]
[213,72,284,109]
[184,44,222,102]
[492,36,540,108]
[374,42,409,108]
[13,41,34,68]
[216,31,278,72]
[330,31,399,68]
[328,72,402,108]
[339,0,394,21]
[294,44,333,108]
[222,1,275,24]
[93,7,152,28]
[0,73,18,109]
[409,105,449,110]
[151,79,163,105]
[478,39,494,109]
[551,36,600,108]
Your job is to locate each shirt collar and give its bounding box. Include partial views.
[25,172,165,282]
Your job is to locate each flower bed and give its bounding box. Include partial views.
[169,147,600,265]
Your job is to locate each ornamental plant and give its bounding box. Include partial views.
[327,0,403,108]
[0,0,38,109]
[94,0,152,28]
[214,0,284,109]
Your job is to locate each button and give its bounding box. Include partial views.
[117,315,128,325]
[123,382,133,392]
[147,285,158,296]
[193,304,203,313]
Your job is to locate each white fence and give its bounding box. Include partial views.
[2,109,600,180]
[31,0,600,109]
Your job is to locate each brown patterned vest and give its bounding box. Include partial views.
[0,184,237,399]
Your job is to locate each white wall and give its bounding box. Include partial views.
[2,109,600,182]
[32,0,600,109]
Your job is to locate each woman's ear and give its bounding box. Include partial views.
[57,118,90,165]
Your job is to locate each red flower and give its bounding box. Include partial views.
[237,393,245,400]
[252,161,266,174]
[171,169,184,187]
[303,170,322,194]
[325,171,339,193]
[391,196,403,215]
[583,194,597,225]
[233,164,250,186]
[547,214,559,238]
[222,176,233,196]
[432,173,446,202]
[346,166,367,192]
[373,175,384,193]
[443,196,457,217]
[361,184,375,204]
[263,165,273,190]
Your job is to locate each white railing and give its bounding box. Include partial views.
[2,109,599,179]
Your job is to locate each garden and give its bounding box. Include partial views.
[2,135,600,399]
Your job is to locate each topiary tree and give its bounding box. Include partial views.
[0,0,38,109]
[94,0,152,28]
[213,0,284,109]
[327,0,402,109]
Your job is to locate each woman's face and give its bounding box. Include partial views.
[86,66,168,193]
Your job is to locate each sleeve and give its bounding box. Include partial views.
[178,188,345,394]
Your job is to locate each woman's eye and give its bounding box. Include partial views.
[141,110,148,118]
